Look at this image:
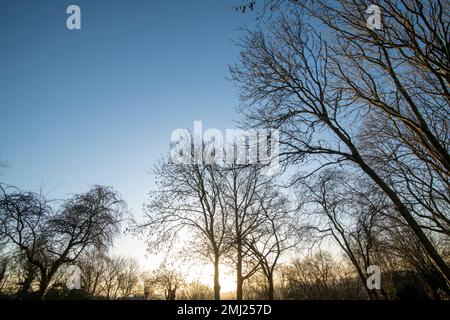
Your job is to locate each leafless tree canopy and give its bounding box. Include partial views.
[230,0,449,290]
[1,0,448,301]
[0,185,125,299]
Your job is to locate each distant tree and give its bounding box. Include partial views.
[137,148,299,300]
[280,252,359,299]
[77,250,108,298]
[151,264,183,300]
[234,1,256,13]
[15,254,39,298]
[99,255,141,299]
[142,272,158,300]
[116,257,140,298]
[180,280,214,300]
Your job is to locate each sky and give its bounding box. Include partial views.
[0,0,259,290]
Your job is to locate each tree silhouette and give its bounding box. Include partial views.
[0,185,125,299]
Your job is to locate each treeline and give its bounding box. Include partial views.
[0,169,448,300]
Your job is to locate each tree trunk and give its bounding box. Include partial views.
[37,275,49,300]
[267,274,274,300]
[236,241,243,300]
[37,265,59,300]
[213,254,221,300]
[18,267,36,298]
[167,289,176,300]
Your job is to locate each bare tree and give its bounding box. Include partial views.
[77,250,108,297]
[15,254,39,297]
[117,257,141,298]
[97,255,140,299]
[358,112,450,238]
[280,251,360,299]
[151,264,183,300]
[180,280,214,300]
[244,186,300,299]
[0,257,7,293]
[0,185,125,299]
[230,1,450,281]
[142,272,157,300]
[220,164,275,300]
[132,152,229,300]
[298,169,390,299]
[101,255,124,299]
[379,220,450,298]
[302,0,450,175]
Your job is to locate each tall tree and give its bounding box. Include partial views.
[132,154,229,300]
[244,185,299,299]
[220,164,271,300]
[230,0,450,281]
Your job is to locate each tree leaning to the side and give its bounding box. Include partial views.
[230,0,450,282]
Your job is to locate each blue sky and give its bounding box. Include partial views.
[0,0,256,209]
[0,0,257,268]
